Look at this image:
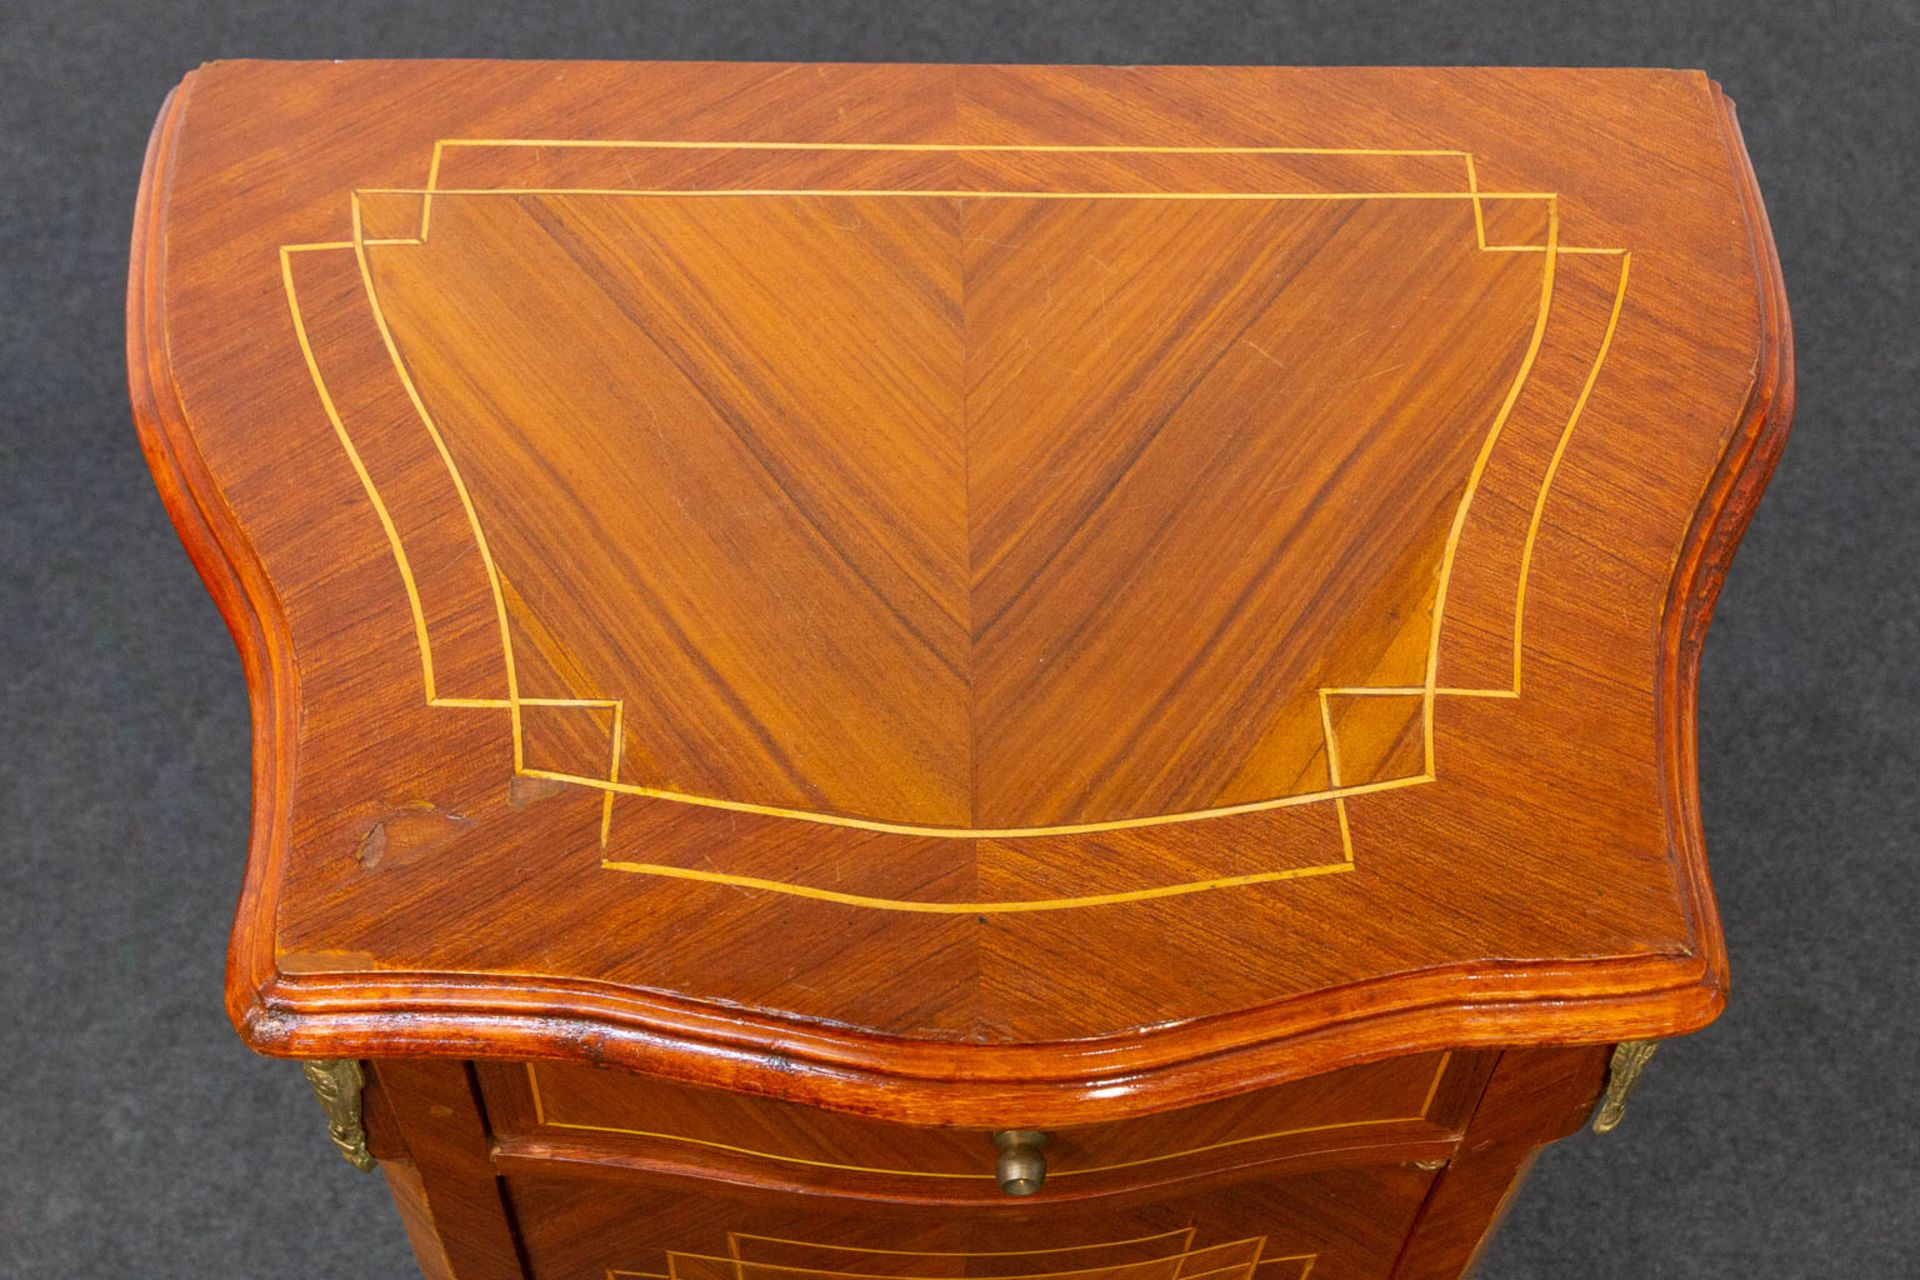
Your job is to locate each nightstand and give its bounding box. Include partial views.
[128,59,1791,1279]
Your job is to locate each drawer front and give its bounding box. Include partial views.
[477,1051,1486,1192]
[507,1161,1436,1280]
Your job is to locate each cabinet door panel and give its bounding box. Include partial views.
[507,1163,1435,1280]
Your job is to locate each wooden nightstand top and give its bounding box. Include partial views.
[130,60,1791,1124]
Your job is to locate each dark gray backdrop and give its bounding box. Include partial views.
[3,2,1914,1276]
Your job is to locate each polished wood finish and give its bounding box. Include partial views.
[471,1049,1488,1198]
[1391,1047,1612,1278]
[129,59,1791,1278]
[354,1045,1605,1278]
[505,1161,1440,1280]
[366,1061,525,1280]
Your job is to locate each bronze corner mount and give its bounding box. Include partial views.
[300,1058,377,1172]
[1592,1040,1661,1134]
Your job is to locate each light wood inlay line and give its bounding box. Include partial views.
[419,137,1538,251]
[1419,195,1558,775]
[609,1251,1315,1280]
[131,68,1797,1258]
[528,1053,1451,1178]
[614,1258,1320,1280]
[280,137,1627,909]
[376,186,1561,198]
[648,1253,1271,1280]
[723,1228,1199,1257]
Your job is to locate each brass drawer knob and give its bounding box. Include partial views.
[993,1129,1048,1196]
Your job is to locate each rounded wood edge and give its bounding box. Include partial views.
[233,958,1721,1127]
[127,68,1790,1128]
[1653,80,1797,999]
[127,70,303,1039]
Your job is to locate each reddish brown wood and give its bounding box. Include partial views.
[129,60,1789,1126]
[365,1045,1596,1277]
[383,1160,460,1280]
[1391,1046,1613,1279]
[468,1050,1486,1204]
[369,1061,526,1280]
[360,1061,408,1161]
[128,59,1791,1279]
[504,1160,1438,1280]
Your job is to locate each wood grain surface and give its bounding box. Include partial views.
[504,1160,1437,1280]
[128,61,1792,1126]
[471,1048,1484,1197]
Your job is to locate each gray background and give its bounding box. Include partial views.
[2,1,1913,1276]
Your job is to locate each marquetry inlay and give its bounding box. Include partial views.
[135,62,1792,1279]
[610,1227,1316,1280]
[279,139,1627,913]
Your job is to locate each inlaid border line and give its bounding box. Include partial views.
[531,1051,1449,1178]
[279,140,1626,911]
[722,1229,1198,1260]
[349,184,1555,837]
[1418,195,1559,775]
[616,1257,1301,1280]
